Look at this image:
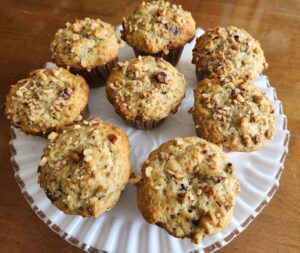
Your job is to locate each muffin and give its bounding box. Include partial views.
[106,56,186,130]
[4,68,89,136]
[50,18,123,87]
[136,137,240,243]
[122,0,195,66]
[38,118,131,217]
[190,78,275,152]
[192,26,268,82]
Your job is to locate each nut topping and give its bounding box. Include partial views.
[145,166,153,177]
[108,134,118,143]
[60,88,73,99]
[48,132,58,141]
[154,71,169,83]
[39,157,48,166]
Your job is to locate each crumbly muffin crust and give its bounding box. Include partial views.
[122,0,195,54]
[190,78,275,152]
[38,118,131,217]
[50,18,122,71]
[106,56,186,121]
[5,68,89,136]
[136,137,240,243]
[192,26,268,82]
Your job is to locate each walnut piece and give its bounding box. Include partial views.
[145,166,153,178]
[108,134,118,143]
[154,72,169,83]
[60,88,73,99]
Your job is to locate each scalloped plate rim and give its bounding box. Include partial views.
[8,26,290,253]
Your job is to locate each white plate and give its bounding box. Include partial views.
[9,28,290,253]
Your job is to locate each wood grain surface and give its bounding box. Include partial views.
[0,0,299,252]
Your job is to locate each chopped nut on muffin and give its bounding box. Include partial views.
[192,26,268,82]
[38,118,131,217]
[5,68,89,136]
[106,56,186,129]
[50,18,123,86]
[136,137,240,243]
[190,78,275,151]
[122,0,195,65]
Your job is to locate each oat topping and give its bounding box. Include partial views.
[191,78,275,151]
[137,137,239,243]
[192,26,268,82]
[38,118,131,217]
[122,0,195,54]
[4,68,89,136]
[106,56,186,121]
[50,18,123,70]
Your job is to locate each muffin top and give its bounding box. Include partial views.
[50,18,122,70]
[136,137,240,243]
[192,26,268,82]
[5,68,89,136]
[106,56,186,121]
[122,0,195,54]
[191,78,275,152]
[38,118,131,217]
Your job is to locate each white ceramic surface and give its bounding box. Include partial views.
[9,28,290,253]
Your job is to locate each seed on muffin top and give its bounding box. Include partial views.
[38,118,131,217]
[106,56,186,122]
[5,68,89,136]
[50,18,123,71]
[136,137,240,243]
[122,0,195,54]
[192,26,268,83]
[190,78,275,152]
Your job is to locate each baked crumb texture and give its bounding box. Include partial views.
[106,56,186,129]
[5,68,89,136]
[192,26,268,83]
[50,18,123,86]
[122,0,195,65]
[51,17,122,71]
[38,118,131,217]
[137,137,240,243]
[191,78,275,152]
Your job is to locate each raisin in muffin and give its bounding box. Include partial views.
[106,56,186,130]
[190,78,275,152]
[50,18,123,87]
[136,137,240,243]
[38,118,131,217]
[4,68,89,136]
[122,0,195,65]
[192,26,268,82]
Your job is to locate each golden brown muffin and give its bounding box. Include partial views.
[190,78,275,152]
[122,0,195,65]
[192,26,268,83]
[136,137,240,243]
[106,56,186,130]
[4,68,89,136]
[38,118,131,217]
[50,18,123,87]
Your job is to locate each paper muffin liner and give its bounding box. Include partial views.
[80,104,90,119]
[133,47,184,66]
[70,58,118,88]
[123,117,165,130]
[112,95,183,130]
[195,69,210,81]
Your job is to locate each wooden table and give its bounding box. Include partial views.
[0,0,299,252]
